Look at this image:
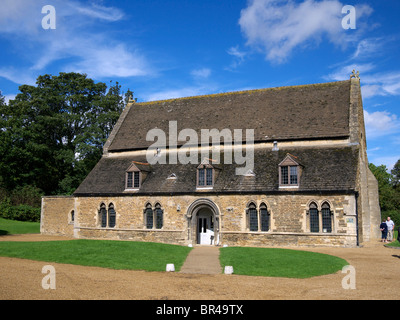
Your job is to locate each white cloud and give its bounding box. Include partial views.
[239,0,372,63]
[0,0,151,84]
[367,147,380,153]
[361,84,381,99]
[72,3,125,22]
[0,0,40,35]
[368,155,400,171]
[351,38,384,60]
[364,110,400,139]
[360,72,400,98]
[325,63,376,82]
[226,46,247,70]
[66,43,151,78]
[0,67,37,86]
[144,87,207,102]
[191,68,212,79]
[324,36,400,99]
[227,46,246,60]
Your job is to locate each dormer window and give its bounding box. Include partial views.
[126,171,140,189]
[126,170,141,189]
[198,168,213,186]
[197,158,219,189]
[279,154,302,188]
[125,161,151,191]
[280,165,298,185]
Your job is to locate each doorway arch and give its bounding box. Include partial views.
[186,198,220,245]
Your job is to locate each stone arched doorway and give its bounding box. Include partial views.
[186,199,220,246]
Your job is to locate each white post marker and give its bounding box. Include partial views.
[224,266,234,274]
[166,264,175,272]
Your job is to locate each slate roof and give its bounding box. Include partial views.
[107,80,351,152]
[74,147,358,196]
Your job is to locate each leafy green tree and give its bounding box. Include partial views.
[0,73,129,195]
[368,163,397,212]
[392,159,400,189]
[0,91,9,191]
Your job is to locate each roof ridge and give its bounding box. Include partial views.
[135,80,350,106]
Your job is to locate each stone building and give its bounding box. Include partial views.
[41,75,381,247]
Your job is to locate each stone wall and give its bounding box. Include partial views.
[41,193,359,247]
[41,196,75,237]
[349,77,381,242]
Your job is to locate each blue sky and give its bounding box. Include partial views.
[0,0,399,170]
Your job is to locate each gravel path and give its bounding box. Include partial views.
[0,234,399,300]
[180,246,222,275]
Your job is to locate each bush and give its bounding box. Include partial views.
[382,210,400,229]
[10,185,43,207]
[0,201,40,222]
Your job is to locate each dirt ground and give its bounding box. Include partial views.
[0,234,399,300]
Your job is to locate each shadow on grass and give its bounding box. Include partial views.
[0,230,9,235]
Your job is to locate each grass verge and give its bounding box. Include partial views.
[0,239,192,272]
[0,217,40,235]
[386,230,400,247]
[219,247,348,278]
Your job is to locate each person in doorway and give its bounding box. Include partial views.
[386,217,395,242]
[380,220,388,243]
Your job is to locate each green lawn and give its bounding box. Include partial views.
[219,247,348,278]
[0,218,350,277]
[0,239,192,272]
[386,230,400,247]
[0,217,40,235]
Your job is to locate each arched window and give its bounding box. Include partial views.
[99,203,117,228]
[309,202,319,233]
[155,203,163,229]
[99,203,107,228]
[145,203,153,229]
[70,210,75,223]
[248,202,258,231]
[108,203,116,228]
[321,202,332,233]
[260,203,270,232]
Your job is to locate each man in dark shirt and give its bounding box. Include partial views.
[380,220,388,243]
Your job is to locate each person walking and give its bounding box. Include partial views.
[380,220,388,243]
[386,217,395,242]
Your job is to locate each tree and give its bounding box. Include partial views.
[0,91,8,191]
[0,72,130,195]
[392,159,400,189]
[368,163,397,212]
